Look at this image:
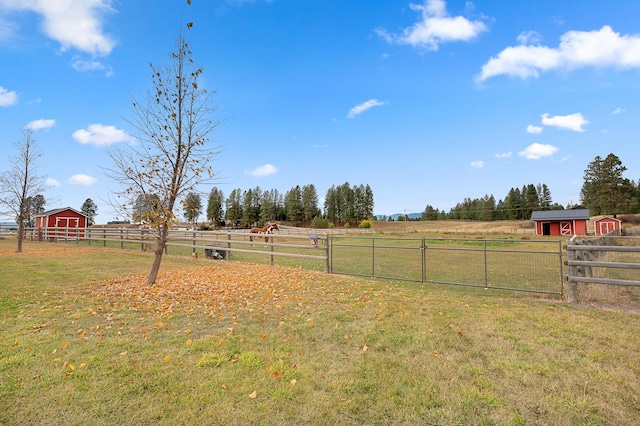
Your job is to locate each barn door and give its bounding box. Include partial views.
[560,222,572,236]
[599,222,612,235]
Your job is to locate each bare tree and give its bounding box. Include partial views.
[106,22,221,284]
[0,128,46,253]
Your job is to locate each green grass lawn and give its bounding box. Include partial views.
[1,239,639,425]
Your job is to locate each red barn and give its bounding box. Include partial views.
[35,207,88,241]
[593,216,622,236]
[530,209,590,236]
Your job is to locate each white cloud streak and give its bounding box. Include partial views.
[0,86,18,106]
[0,0,116,56]
[376,0,487,50]
[72,124,133,146]
[68,174,97,186]
[470,161,484,169]
[526,125,543,134]
[541,113,589,132]
[518,143,558,160]
[477,26,640,82]
[347,99,386,119]
[71,57,105,72]
[495,151,512,159]
[46,178,60,187]
[26,118,56,130]
[249,164,278,177]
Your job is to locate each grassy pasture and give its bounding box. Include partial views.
[330,236,564,293]
[1,239,640,425]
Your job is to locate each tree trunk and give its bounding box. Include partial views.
[147,226,168,285]
[16,222,24,253]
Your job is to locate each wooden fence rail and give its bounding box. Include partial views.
[565,235,640,303]
[24,227,330,272]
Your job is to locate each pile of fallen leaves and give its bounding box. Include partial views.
[0,246,95,256]
[95,262,327,312]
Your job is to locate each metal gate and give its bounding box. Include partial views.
[330,237,564,294]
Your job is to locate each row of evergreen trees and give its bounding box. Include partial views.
[418,153,639,222]
[181,153,638,226]
[203,182,374,227]
[420,183,563,221]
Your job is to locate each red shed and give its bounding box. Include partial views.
[530,209,590,236]
[593,216,622,236]
[35,207,87,241]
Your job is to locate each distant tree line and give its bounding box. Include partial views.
[173,182,374,228]
[415,153,639,222]
[417,183,563,222]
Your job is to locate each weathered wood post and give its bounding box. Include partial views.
[324,235,330,273]
[269,235,275,266]
[565,237,579,304]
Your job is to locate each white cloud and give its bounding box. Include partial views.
[249,164,277,177]
[68,174,97,186]
[26,118,56,130]
[71,57,105,72]
[0,14,17,41]
[0,0,116,56]
[72,124,133,146]
[495,151,512,159]
[517,31,542,45]
[526,124,543,134]
[612,107,626,114]
[46,178,60,187]
[478,26,640,82]
[470,160,484,168]
[0,86,18,106]
[541,113,589,132]
[376,0,487,51]
[518,143,558,160]
[347,99,386,119]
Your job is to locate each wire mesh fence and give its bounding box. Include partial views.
[21,227,564,294]
[330,237,564,294]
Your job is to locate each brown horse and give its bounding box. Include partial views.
[249,223,279,245]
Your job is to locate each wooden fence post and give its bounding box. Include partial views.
[324,236,330,273]
[270,236,274,266]
[566,237,579,304]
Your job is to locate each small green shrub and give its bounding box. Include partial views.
[197,352,226,368]
[311,217,329,229]
[238,351,264,368]
[359,220,372,229]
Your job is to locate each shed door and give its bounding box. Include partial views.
[560,222,572,236]
[599,221,613,235]
[542,223,551,236]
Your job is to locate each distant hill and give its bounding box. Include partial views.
[376,213,422,221]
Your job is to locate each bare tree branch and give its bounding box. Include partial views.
[105,30,221,285]
[0,128,46,252]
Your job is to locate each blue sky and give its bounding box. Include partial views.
[1,0,639,222]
